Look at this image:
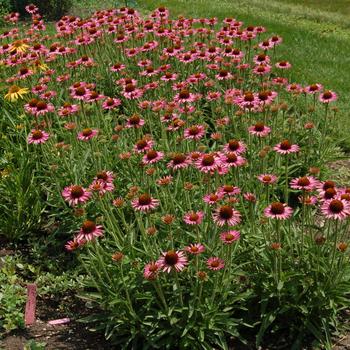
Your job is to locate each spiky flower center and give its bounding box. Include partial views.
[297,177,310,186]
[164,250,179,265]
[270,202,285,215]
[172,153,186,164]
[32,130,43,139]
[82,128,93,137]
[219,205,233,219]
[228,140,239,151]
[146,150,158,160]
[254,122,265,131]
[202,154,215,166]
[329,199,344,213]
[82,220,96,234]
[280,140,291,150]
[138,194,152,205]
[71,185,84,198]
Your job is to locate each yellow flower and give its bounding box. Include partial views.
[9,40,29,53]
[4,85,29,102]
[32,60,48,72]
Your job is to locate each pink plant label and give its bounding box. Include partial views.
[25,283,37,326]
[48,318,71,325]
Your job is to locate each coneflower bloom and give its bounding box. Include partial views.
[157,250,188,273]
[207,257,225,271]
[102,97,121,110]
[290,176,318,191]
[220,230,240,244]
[167,152,191,170]
[264,202,293,220]
[17,67,33,79]
[275,61,292,69]
[65,236,85,251]
[4,85,29,102]
[222,139,246,154]
[77,220,103,241]
[133,138,154,153]
[304,83,323,95]
[142,150,164,164]
[32,101,55,116]
[258,174,278,185]
[248,122,271,137]
[321,198,350,220]
[217,185,241,197]
[185,243,205,255]
[195,153,220,173]
[274,140,300,155]
[174,89,198,104]
[58,103,80,117]
[213,205,241,226]
[89,179,114,195]
[183,211,204,225]
[62,185,91,206]
[319,90,337,104]
[184,125,205,140]
[143,261,161,280]
[203,192,224,205]
[243,192,257,202]
[286,83,302,94]
[218,152,246,168]
[77,128,98,141]
[131,193,159,212]
[298,195,318,206]
[95,170,115,184]
[27,129,50,144]
[126,114,145,128]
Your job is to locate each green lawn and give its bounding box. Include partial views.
[138,0,350,150]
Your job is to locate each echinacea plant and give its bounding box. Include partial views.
[1,4,349,349]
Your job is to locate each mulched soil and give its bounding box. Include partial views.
[0,295,110,350]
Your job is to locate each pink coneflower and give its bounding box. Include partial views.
[32,101,55,116]
[77,220,103,241]
[253,53,270,65]
[286,83,302,94]
[143,261,161,280]
[65,236,85,251]
[248,122,271,137]
[207,257,225,271]
[174,89,198,104]
[70,86,90,101]
[131,193,159,212]
[133,138,154,153]
[215,69,233,81]
[183,211,204,225]
[275,61,292,69]
[298,195,318,206]
[167,152,191,170]
[102,97,121,110]
[62,185,91,206]
[126,114,145,128]
[157,250,188,273]
[269,35,283,46]
[264,202,293,220]
[89,179,114,195]
[203,192,223,205]
[185,243,205,255]
[222,139,246,154]
[156,175,173,186]
[217,185,241,197]
[75,126,98,141]
[184,125,205,140]
[244,192,257,202]
[220,230,240,244]
[218,152,246,168]
[17,67,33,79]
[95,170,114,183]
[25,4,38,14]
[161,72,178,81]
[253,64,271,76]
[195,153,220,173]
[27,129,49,144]
[304,83,323,95]
[290,176,318,191]
[142,150,164,164]
[122,84,144,99]
[274,140,300,154]
[258,174,278,185]
[110,63,126,72]
[319,90,337,104]
[213,205,241,226]
[321,198,350,220]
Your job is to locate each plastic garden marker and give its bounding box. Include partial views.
[25,283,37,326]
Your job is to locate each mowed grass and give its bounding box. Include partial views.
[138,0,350,150]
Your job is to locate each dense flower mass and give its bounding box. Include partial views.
[2,4,348,348]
